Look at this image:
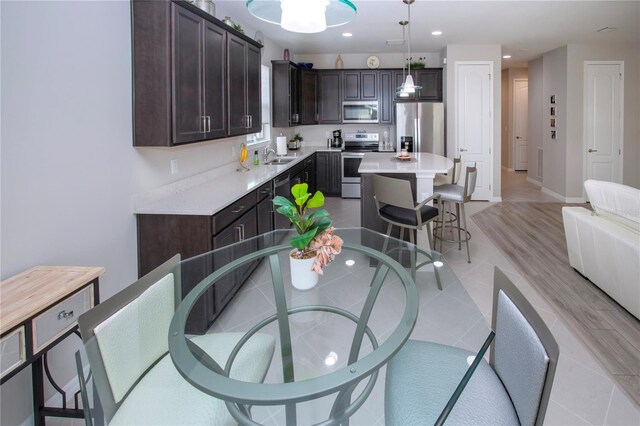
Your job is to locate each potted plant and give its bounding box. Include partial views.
[288,133,303,150]
[273,183,343,290]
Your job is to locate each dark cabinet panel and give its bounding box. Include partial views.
[203,21,227,138]
[257,197,274,236]
[271,61,299,127]
[227,34,248,136]
[318,71,342,124]
[379,71,393,124]
[172,6,205,144]
[415,68,443,101]
[316,151,341,196]
[343,71,377,100]
[300,70,318,125]
[247,43,262,133]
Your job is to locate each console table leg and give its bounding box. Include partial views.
[32,357,45,426]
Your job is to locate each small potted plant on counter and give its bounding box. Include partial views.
[273,183,343,290]
[288,133,303,150]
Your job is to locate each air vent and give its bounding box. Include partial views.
[385,39,405,45]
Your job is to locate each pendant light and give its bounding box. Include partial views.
[398,20,410,98]
[396,0,422,96]
[247,0,357,34]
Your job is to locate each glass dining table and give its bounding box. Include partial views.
[168,227,492,426]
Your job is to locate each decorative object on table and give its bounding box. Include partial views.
[335,54,344,69]
[254,30,264,45]
[551,130,556,140]
[288,133,303,150]
[297,62,314,69]
[550,95,556,104]
[283,48,290,61]
[194,0,215,16]
[396,0,422,97]
[273,183,343,290]
[246,0,357,33]
[367,55,380,69]
[236,143,249,172]
[222,16,234,27]
[252,150,260,166]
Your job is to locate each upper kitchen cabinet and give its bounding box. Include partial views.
[343,71,378,101]
[271,61,300,127]
[300,69,318,125]
[271,62,317,127]
[132,0,262,147]
[394,68,443,102]
[228,34,261,135]
[378,71,394,124]
[317,71,342,124]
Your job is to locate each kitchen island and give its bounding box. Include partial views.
[359,152,452,248]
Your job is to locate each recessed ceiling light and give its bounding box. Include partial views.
[503,55,512,59]
[342,32,353,37]
[431,30,442,36]
[519,48,529,51]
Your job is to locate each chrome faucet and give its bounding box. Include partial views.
[264,147,277,162]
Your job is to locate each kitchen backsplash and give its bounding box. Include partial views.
[290,124,396,148]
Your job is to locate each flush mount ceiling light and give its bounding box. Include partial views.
[502,54,512,59]
[342,32,353,37]
[396,0,422,97]
[246,0,357,34]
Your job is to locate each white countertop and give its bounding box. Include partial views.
[133,147,340,216]
[358,152,452,175]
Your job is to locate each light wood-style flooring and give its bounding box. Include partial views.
[472,201,640,406]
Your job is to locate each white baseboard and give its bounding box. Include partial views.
[540,187,585,203]
[526,177,542,187]
[491,196,503,202]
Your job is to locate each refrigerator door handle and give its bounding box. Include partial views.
[414,118,419,152]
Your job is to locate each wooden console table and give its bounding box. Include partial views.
[1,266,104,425]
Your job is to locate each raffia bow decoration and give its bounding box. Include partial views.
[309,227,343,274]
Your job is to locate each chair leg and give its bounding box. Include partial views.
[461,202,471,263]
[455,202,462,250]
[439,200,445,253]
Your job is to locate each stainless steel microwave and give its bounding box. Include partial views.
[342,101,379,124]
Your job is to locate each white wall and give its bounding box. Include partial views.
[0,1,285,424]
[528,57,544,183]
[444,45,503,200]
[566,43,640,193]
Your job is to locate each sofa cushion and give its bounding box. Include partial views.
[584,180,640,233]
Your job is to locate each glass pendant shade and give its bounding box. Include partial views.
[247,0,357,33]
[403,74,416,94]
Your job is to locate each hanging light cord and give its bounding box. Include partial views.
[407,0,412,75]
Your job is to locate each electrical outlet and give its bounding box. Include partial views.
[325,131,330,138]
[170,159,179,175]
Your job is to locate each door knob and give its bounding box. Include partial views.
[588,148,598,153]
[516,136,522,139]
[459,148,468,152]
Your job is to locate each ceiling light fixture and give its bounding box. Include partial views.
[246,0,357,34]
[502,55,512,59]
[431,30,442,36]
[342,32,353,37]
[396,0,422,97]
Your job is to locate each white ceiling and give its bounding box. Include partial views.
[215,0,639,68]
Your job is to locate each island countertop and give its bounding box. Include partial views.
[358,152,451,175]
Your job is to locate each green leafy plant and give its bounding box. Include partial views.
[406,56,426,69]
[290,133,303,143]
[273,183,331,255]
[232,23,245,34]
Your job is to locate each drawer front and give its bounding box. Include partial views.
[1,327,26,379]
[32,285,94,354]
[212,191,256,234]
[256,181,272,201]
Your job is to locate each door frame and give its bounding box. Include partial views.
[512,78,528,171]
[454,61,495,200]
[582,61,624,187]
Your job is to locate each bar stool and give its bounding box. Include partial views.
[434,157,462,188]
[373,174,444,289]
[433,165,477,263]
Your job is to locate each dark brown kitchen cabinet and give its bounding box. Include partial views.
[300,70,318,125]
[316,151,341,196]
[228,34,261,135]
[132,0,261,147]
[343,71,378,100]
[317,71,342,124]
[379,71,394,124]
[394,68,443,102]
[271,61,300,127]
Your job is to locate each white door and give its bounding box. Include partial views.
[455,62,493,200]
[585,62,623,183]
[514,79,528,171]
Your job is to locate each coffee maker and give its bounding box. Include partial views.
[331,130,343,148]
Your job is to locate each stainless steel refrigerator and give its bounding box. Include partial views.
[395,102,445,155]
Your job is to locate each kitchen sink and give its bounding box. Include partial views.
[266,158,295,165]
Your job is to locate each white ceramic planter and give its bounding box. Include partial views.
[289,250,319,290]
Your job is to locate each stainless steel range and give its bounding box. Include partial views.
[341,132,379,198]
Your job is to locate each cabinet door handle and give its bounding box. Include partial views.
[249,115,253,128]
[231,205,245,213]
[207,116,211,132]
[304,171,309,182]
[235,226,242,242]
[201,116,207,133]
[240,224,245,240]
[57,310,74,320]
[588,148,598,153]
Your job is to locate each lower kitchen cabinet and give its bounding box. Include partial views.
[316,151,341,196]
